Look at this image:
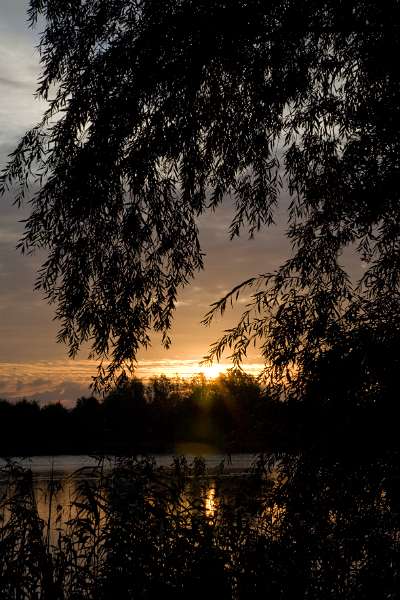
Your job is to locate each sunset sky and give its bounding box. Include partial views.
[0,1,361,405]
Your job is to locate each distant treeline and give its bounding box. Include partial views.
[0,371,291,455]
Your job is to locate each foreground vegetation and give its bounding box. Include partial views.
[0,454,399,599]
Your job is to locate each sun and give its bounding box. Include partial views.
[136,359,264,381]
[194,363,227,379]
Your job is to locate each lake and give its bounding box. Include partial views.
[0,453,256,478]
[0,454,260,543]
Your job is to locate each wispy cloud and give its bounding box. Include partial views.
[0,360,97,405]
[0,28,45,157]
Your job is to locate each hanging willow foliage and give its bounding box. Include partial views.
[1,1,400,389]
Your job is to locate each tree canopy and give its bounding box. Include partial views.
[1,0,400,389]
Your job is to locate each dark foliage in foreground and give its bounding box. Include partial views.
[0,455,399,599]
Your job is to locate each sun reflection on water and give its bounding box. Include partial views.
[205,483,217,518]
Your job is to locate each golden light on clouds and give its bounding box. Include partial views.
[0,358,265,405]
[138,360,262,380]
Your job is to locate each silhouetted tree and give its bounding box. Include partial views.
[0,399,15,453]
[103,378,148,451]
[208,370,264,451]
[147,375,182,450]
[40,402,69,453]
[13,400,41,454]
[2,1,400,390]
[0,376,270,454]
[71,396,103,452]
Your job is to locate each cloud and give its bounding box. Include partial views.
[0,76,33,90]
[0,360,97,402]
[22,381,93,407]
[0,37,44,150]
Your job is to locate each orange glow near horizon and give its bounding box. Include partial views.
[179,363,229,380]
[136,360,264,381]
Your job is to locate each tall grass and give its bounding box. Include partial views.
[0,454,399,599]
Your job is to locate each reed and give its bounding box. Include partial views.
[0,454,399,599]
